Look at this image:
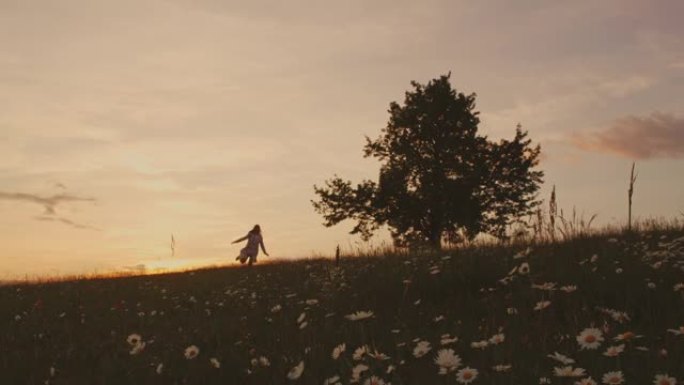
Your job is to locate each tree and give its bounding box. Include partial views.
[312,74,543,249]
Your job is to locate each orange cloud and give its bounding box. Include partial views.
[572,112,684,159]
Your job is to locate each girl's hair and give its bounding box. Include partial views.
[249,224,261,235]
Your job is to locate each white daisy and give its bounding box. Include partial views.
[456,367,478,384]
[287,361,304,380]
[434,349,461,374]
[184,345,200,360]
[345,311,374,321]
[576,328,604,350]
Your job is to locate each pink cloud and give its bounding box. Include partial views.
[572,112,684,159]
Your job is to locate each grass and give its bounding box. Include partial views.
[1,226,683,384]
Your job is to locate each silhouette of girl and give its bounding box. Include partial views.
[232,224,269,266]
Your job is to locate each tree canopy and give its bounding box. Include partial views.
[312,73,544,249]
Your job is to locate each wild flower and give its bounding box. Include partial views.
[575,378,597,385]
[209,358,220,368]
[489,333,505,345]
[297,312,306,324]
[653,374,677,385]
[547,352,575,365]
[126,334,142,346]
[184,345,200,360]
[613,331,641,341]
[518,262,530,275]
[368,350,390,361]
[440,334,458,345]
[554,366,586,377]
[129,341,145,355]
[413,340,431,358]
[534,300,551,311]
[666,326,684,335]
[673,283,684,292]
[434,349,461,374]
[456,367,478,384]
[601,371,624,384]
[305,299,319,305]
[602,344,625,357]
[324,375,341,385]
[577,328,604,350]
[271,305,282,313]
[532,282,557,291]
[287,361,304,380]
[492,364,512,372]
[353,345,369,360]
[258,356,271,367]
[155,363,163,374]
[332,343,346,360]
[351,364,369,383]
[560,285,578,293]
[470,340,488,349]
[299,321,308,330]
[363,376,388,385]
[345,311,374,321]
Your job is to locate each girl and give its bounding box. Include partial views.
[232,224,269,266]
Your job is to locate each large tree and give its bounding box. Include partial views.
[312,74,543,249]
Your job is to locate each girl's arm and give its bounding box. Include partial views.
[260,239,269,256]
[231,235,248,244]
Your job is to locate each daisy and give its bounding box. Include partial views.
[577,328,604,350]
[127,333,142,346]
[440,334,459,345]
[456,367,478,384]
[345,311,374,321]
[156,363,163,374]
[368,350,390,361]
[331,343,346,360]
[413,340,431,358]
[470,340,489,349]
[547,352,575,365]
[507,307,518,315]
[258,356,271,367]
[653,374,677,385]
[353,345,368,360]
[270,305,282,313]
[297,312,306,324]
[324,375,341,385]
[305,299,319,305]
[561,285,578,293]
[613,331,641,341]
[518,262,530,275]
[673,283,684,292]
[601,371,624,384]
[575,378,597,385]
[299,321,308,330]
[184,345,200,359]
[351,364,369,383]
[492,364,512,372]
[287,361,304,380]
[666,326,684,335]
[489,333,505,345]
[554,366,586,377]
[534,300,551,311]
[129,341,146,355]
[363,376,387,385]
[602,344,625,357]
[434,349,461,374]
[209,358,220,368]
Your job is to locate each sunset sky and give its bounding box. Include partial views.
[1,0,683,279]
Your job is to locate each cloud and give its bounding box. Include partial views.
[0,191,95,215]
[0,191,98,230]
[571,112,684,159]
[34,215,100,231]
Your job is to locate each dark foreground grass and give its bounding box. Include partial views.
[1,229,683,385]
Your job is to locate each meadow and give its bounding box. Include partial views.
[1,227,683,384]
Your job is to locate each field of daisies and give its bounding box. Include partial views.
[1,229,683,385]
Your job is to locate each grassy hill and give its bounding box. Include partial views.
[1,228,683,384]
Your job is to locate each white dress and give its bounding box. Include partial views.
[239,233,264,262]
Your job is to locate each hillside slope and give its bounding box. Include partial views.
[1,230,683,384]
